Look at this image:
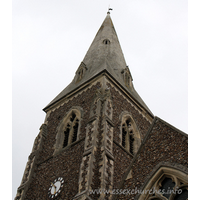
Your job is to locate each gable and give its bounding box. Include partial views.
[114,117,188,200]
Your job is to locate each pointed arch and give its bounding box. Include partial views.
[54,107,83,155]
[138,166,188,200]
[119,111,141,155]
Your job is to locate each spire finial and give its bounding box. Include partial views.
[107,6,113,14]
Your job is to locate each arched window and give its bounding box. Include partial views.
[120,113,141,155]
[122,118,134,154]
[54,108,82,155]
[63,111,79,148]
[139,166,188,200]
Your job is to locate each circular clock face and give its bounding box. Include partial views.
[48,177,64,199]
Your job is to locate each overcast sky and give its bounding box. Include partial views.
[12,0,188,198]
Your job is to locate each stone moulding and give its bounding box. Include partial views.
[53,106,83,155]
[136,162,188,200]
[113,117,188,200]
[74,82,115,200]
[119,111,142,155]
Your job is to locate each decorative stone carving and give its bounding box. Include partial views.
[138,166,188,200]
[75,86,114,200]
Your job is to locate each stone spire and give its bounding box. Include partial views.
[44,13,152,116]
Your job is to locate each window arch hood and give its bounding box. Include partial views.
[120,111,141,155]
[53,107,83,155]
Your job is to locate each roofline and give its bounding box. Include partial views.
[43,69,154,118]
[155,116,187,137]
[113,116,187,199]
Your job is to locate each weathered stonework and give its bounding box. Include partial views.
[75,81,115,200]
[15,75,155,200]
[112,142,133,189]
[15,124,47,200]
[114,117,188,200]
[15,74,187,200]
[107,82,152,143]
[38,82,102,162]
[15,13,187,200]
[25,140,84,199]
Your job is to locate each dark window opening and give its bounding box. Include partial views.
[126,119,130,126]
[63,113,79,148]
[70,112,76,122]
[129,135,134,154]
[122,124,126,148]
[174,189,188,200]
[160,178,175,199]
[122,119,135,154]
[103,39,110,45]
[72,120,79,143]
[63,126,70,148]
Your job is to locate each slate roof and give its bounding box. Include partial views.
[44,13,153,116]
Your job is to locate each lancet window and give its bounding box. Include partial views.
[122,118,134,154]
[120,113,141,155]
[63,111,79,148]
[54,108,82,155]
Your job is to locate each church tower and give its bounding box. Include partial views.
[15,11,187,200]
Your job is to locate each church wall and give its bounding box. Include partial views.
[116,118,188,200]
[19,78,153,199]
[113,142,133,189]
[14,11,188,200]
[38,82,101,162]
[25,140,84,199]
[108,84,152,142]
[107,83,152,188]
[23,83,101,199]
